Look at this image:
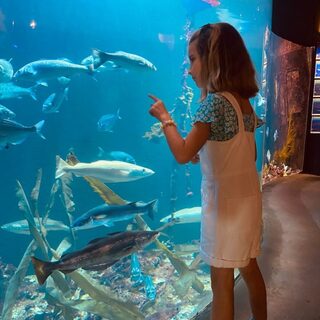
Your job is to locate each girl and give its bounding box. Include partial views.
[148,23,267,320]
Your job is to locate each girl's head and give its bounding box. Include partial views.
[188,22,258,99]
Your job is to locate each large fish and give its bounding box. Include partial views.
[31,230,159,285]
[0,82,37,100]
[55,156,154,183]
[1,218,69,235]
[89,48,157,72]
[13,54,104,83]
[0,118,45,149]
[72,199,157,229]
[0,59,14,83]
[160,207,201,224]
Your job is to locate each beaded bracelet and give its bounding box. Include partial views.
[161,119,177,130]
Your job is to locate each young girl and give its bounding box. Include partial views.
[148,23,267,320]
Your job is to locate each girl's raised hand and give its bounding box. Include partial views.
[148,94,171,122]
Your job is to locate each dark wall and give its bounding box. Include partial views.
[272,0,320,46]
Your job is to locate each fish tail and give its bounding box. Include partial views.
[34,120,46,140]
[31,256,53,285]
[148,199,158,220]
[55,155,69,179]
[92,48,110,69]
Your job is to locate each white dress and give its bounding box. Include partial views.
[198,92,262,268]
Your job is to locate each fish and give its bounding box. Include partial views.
[160,206,201,224]
[273,129,278,142]
[42,87,69,113]
[89,48,157,72]
[31,230,159,285]
[144,275,157,301]
[1,218,69,235]
[0,59,14,83]
[55,156,154,183]
[97,147,136,164]
[0,104,15,119]
[71,200,157,229]
[130,253,144,284]
[97,109,121,132]
[0,82,38,100]
[13,55,101,83]
[0,118,45,149]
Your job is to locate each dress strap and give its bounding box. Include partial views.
[217,91,245,132]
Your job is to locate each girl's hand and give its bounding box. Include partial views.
[148,94,171,122]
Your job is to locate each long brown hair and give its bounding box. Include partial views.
[190,23,259,100]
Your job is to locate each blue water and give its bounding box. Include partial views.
[0,0,270,275]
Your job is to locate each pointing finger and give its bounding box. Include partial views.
[148,94,159,102]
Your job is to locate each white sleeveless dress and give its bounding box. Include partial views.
[199,92,262,268]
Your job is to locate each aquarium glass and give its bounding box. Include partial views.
[0,1,271,319]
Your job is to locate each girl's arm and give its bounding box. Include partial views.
[148,94,210,164]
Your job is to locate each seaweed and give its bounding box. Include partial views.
[1,240,37,320]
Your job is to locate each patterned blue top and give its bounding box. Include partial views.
[192,93,259,141]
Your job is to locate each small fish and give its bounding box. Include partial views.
[0,104,15,119]
[144,275,157,301]
[55,156,154,183]
[31,230,159,285]
[130,253,144,285]
[201,0,220,7]
[0,118,45,149]
[13,52,104,83]
[98,147,136,164]
[97,109,121,133]
[90,48,157,72]
[273,129,278,142]
[1,218,69,235]
[160,207,202,224]
[266,126,269,137]
[0,82,38,100]
[42,87,69,113]
[0,59,14,83]
[72,200,157,229]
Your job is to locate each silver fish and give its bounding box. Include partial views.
[31,230,159,284]
[0,59,14,83]
[0,118,45,149]
[0,82,37,100]
[42,87,69,113]
[90,48,157,72]
[160,207,202,224]
[1,218,69,235]
[13,59,94,83]
[55,156,154,183]
[0,104,15,119]
[72,200,157,229]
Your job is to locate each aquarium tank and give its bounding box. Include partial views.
[0,1,271,319]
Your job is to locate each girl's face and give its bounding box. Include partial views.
[188,39,204,88]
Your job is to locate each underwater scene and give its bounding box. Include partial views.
[0,1,271,319]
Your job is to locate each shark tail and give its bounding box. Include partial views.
[31,256,54,285]
[147,199,158,220]
[34,120,46,140]
[55,155,70,179]
[92,48,111,69]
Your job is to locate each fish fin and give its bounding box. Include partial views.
[148,199,158,220]
[55,155,69,179]
[31,256,53,285]
[34,120,46,140]
[117,108,122,120]
[92,48,110,69]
